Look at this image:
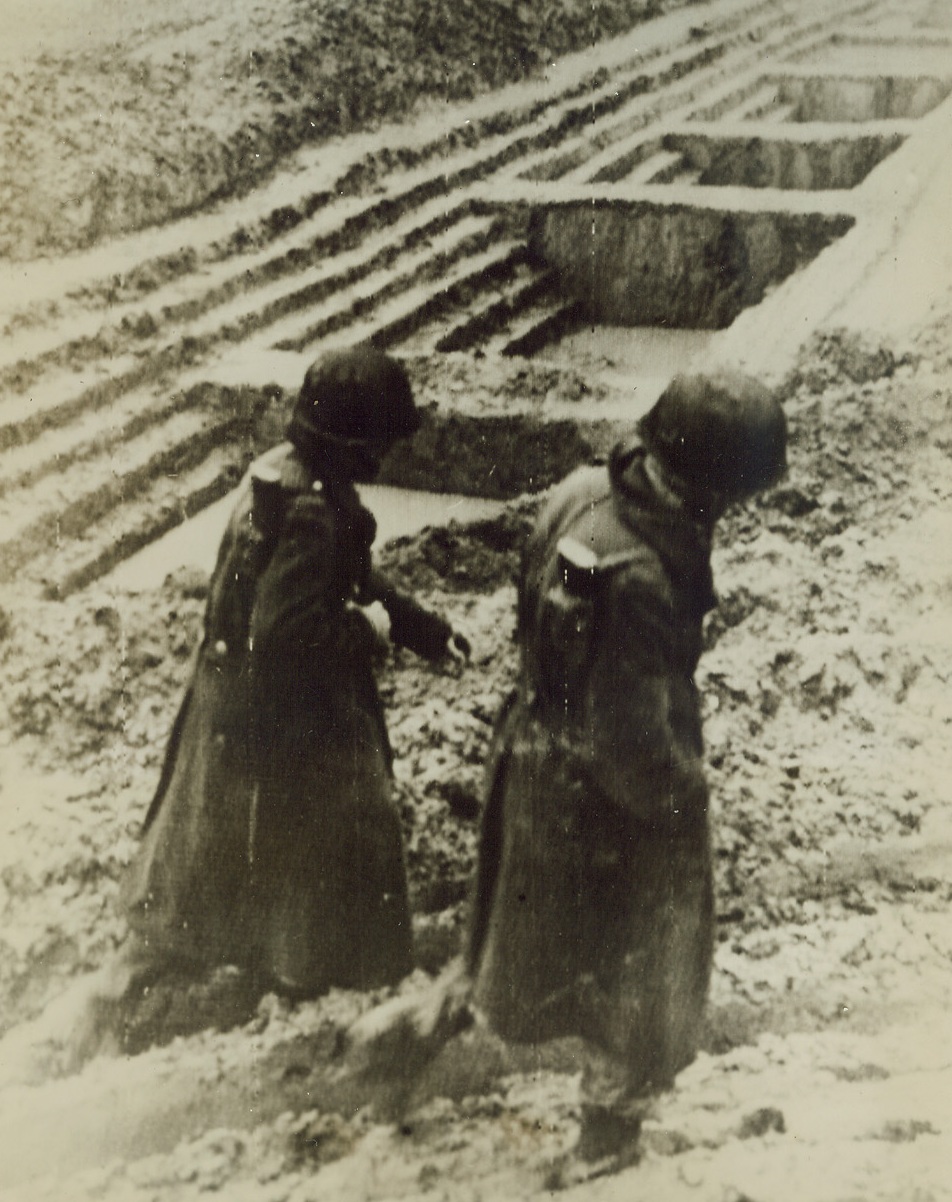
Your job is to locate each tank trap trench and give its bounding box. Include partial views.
[0,0,950,599]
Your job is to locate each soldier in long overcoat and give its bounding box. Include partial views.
[119,346,468,998]
[467,371,788,1162]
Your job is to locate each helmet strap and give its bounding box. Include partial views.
[645,451,734,527]
[644,451,690,511]
[293,429,386,483]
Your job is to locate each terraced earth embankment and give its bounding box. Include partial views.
[1,0,952,1197]
[2,0,950,601]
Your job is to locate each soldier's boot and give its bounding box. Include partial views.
[540,1102,643,1191]
[575,1102,643,1166]
[566,1042,654,1178]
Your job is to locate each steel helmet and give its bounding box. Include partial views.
[287,345,420,464]
[639,370,787,506]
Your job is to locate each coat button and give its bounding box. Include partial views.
[207,639,228,664]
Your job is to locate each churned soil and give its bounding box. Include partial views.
[0,320,950,1200]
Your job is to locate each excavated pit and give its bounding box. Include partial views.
[651,130,905,190]
[524,198,854,328]
[775,72,952,122]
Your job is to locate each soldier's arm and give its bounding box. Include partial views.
[582,572,708,821]
[250,493,341,659]
[363,569,469,663]
[584,670,708,822]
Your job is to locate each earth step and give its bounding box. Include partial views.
[38,445,245,600]
[433,268,562,354]
[198,205,492,351]
[271,235,527,355]
[0,406,237,585]
[0,388,200,500]
[0,316,126,380]
[342,243,532,354]
[686,77,776,122]
[625,148,688,185]
[646,155,704,185]
[495,298,587,360]
[585,138,662,185]
[0,355,144,452]
[727,81,796,121]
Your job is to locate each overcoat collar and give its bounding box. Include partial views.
[609,441,718,617]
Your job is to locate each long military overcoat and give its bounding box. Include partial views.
[120,443,413,994]
[468,441,718,1097]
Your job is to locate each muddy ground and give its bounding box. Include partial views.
[1,322,950,1198]
[1,0,951,1198]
